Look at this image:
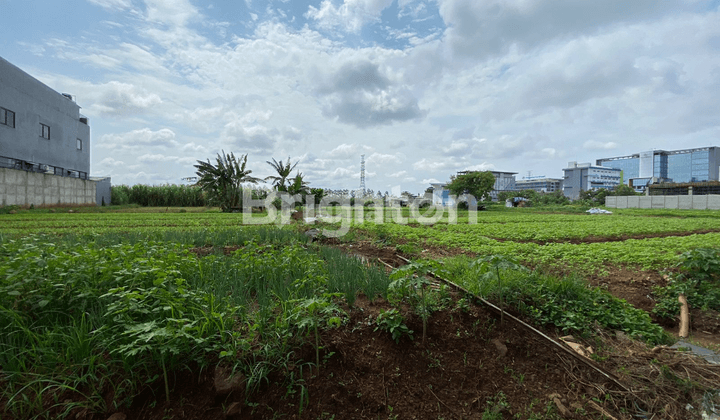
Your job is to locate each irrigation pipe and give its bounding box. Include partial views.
[389,255,637,397]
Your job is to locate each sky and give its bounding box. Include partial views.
[2,0,720,195]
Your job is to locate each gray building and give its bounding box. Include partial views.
[515,177,562,193]
[596,147,720,192]
[1,56,90,179]
[562,162,621,200]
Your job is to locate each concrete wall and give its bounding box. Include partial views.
[0,168,96,206]
[0,56,90,175]
[606,195,720,210]
[92,177,112,206]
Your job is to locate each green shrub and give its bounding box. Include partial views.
[653,248,720,318]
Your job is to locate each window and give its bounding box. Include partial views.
[0,107,15,128]
[40,123,50,139]
[76,138,82,150]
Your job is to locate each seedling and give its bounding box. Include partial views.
[374,309,413,344]
[473,255,528,325]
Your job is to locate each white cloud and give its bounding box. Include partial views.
[138,154,179,163]
[465,162,496,171]
[100,128,178,148]
[331,167,356,178]
[583,140,618,150]
[86,0,133,11]
[412,157,459,172]
[145,0,199,27]
[306,0,394,33]
[98,157,125,166]
[221,121,278,153]
[366,152,401,164]
[316,60,426,128]
[327,143,372,158]
[93,81,162,115]
[437,0,689,59]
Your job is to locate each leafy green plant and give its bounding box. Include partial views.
[289,296,343,375]
[374,309,413,344]
[472,255,529,324]
[653,248,720,319]
[444,255,671,345]
[389,261,448,344]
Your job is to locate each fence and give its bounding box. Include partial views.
[606,195,720,210]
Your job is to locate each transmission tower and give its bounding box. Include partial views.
[360,154,366,194]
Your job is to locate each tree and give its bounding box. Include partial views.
[310,187,326,205]
[446,171,496,202]
[266,157,299,192]
[194,151,261,212]
[579,188,610,206]
[612,184,638,196]
[286,172,310,196]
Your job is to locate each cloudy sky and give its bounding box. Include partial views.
[2,0,720,194]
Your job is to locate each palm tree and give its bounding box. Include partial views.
[286,172,310,196]
[265,157,299,192]
[194,151,261,212]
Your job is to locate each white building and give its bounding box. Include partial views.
[514,177,563,193]
[562,162,621,200]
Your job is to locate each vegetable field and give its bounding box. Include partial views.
[1,207,719,419]
[363,208,720,271]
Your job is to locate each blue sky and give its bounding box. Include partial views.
[2,0,720,194]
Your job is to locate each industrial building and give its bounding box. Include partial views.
[596,147,720,192]
[562,162,621,200]
[0,56,109,206]
[431,170,517,206]
[514,177,562,193]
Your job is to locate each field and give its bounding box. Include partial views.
[1,206,720,419]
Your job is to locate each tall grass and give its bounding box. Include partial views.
[111,184,206,207]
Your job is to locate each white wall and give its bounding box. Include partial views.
[0,168,96,206]
[606,195,720,210]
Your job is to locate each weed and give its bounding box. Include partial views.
[482,391,509,420]
[374,309,413,344]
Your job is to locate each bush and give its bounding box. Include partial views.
[653,248,720,318]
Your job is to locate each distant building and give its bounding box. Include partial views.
[596,147,720,192]
[430,170,517,205]
[514,177,562,193]
[0,56,90,179]
[1,56,110,207]
[562,162,621,200]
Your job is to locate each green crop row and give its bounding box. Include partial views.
[0,231,392,419]
[361,220,720,272]
[442,256,671,345]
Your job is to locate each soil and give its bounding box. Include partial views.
[106,297,641,420]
